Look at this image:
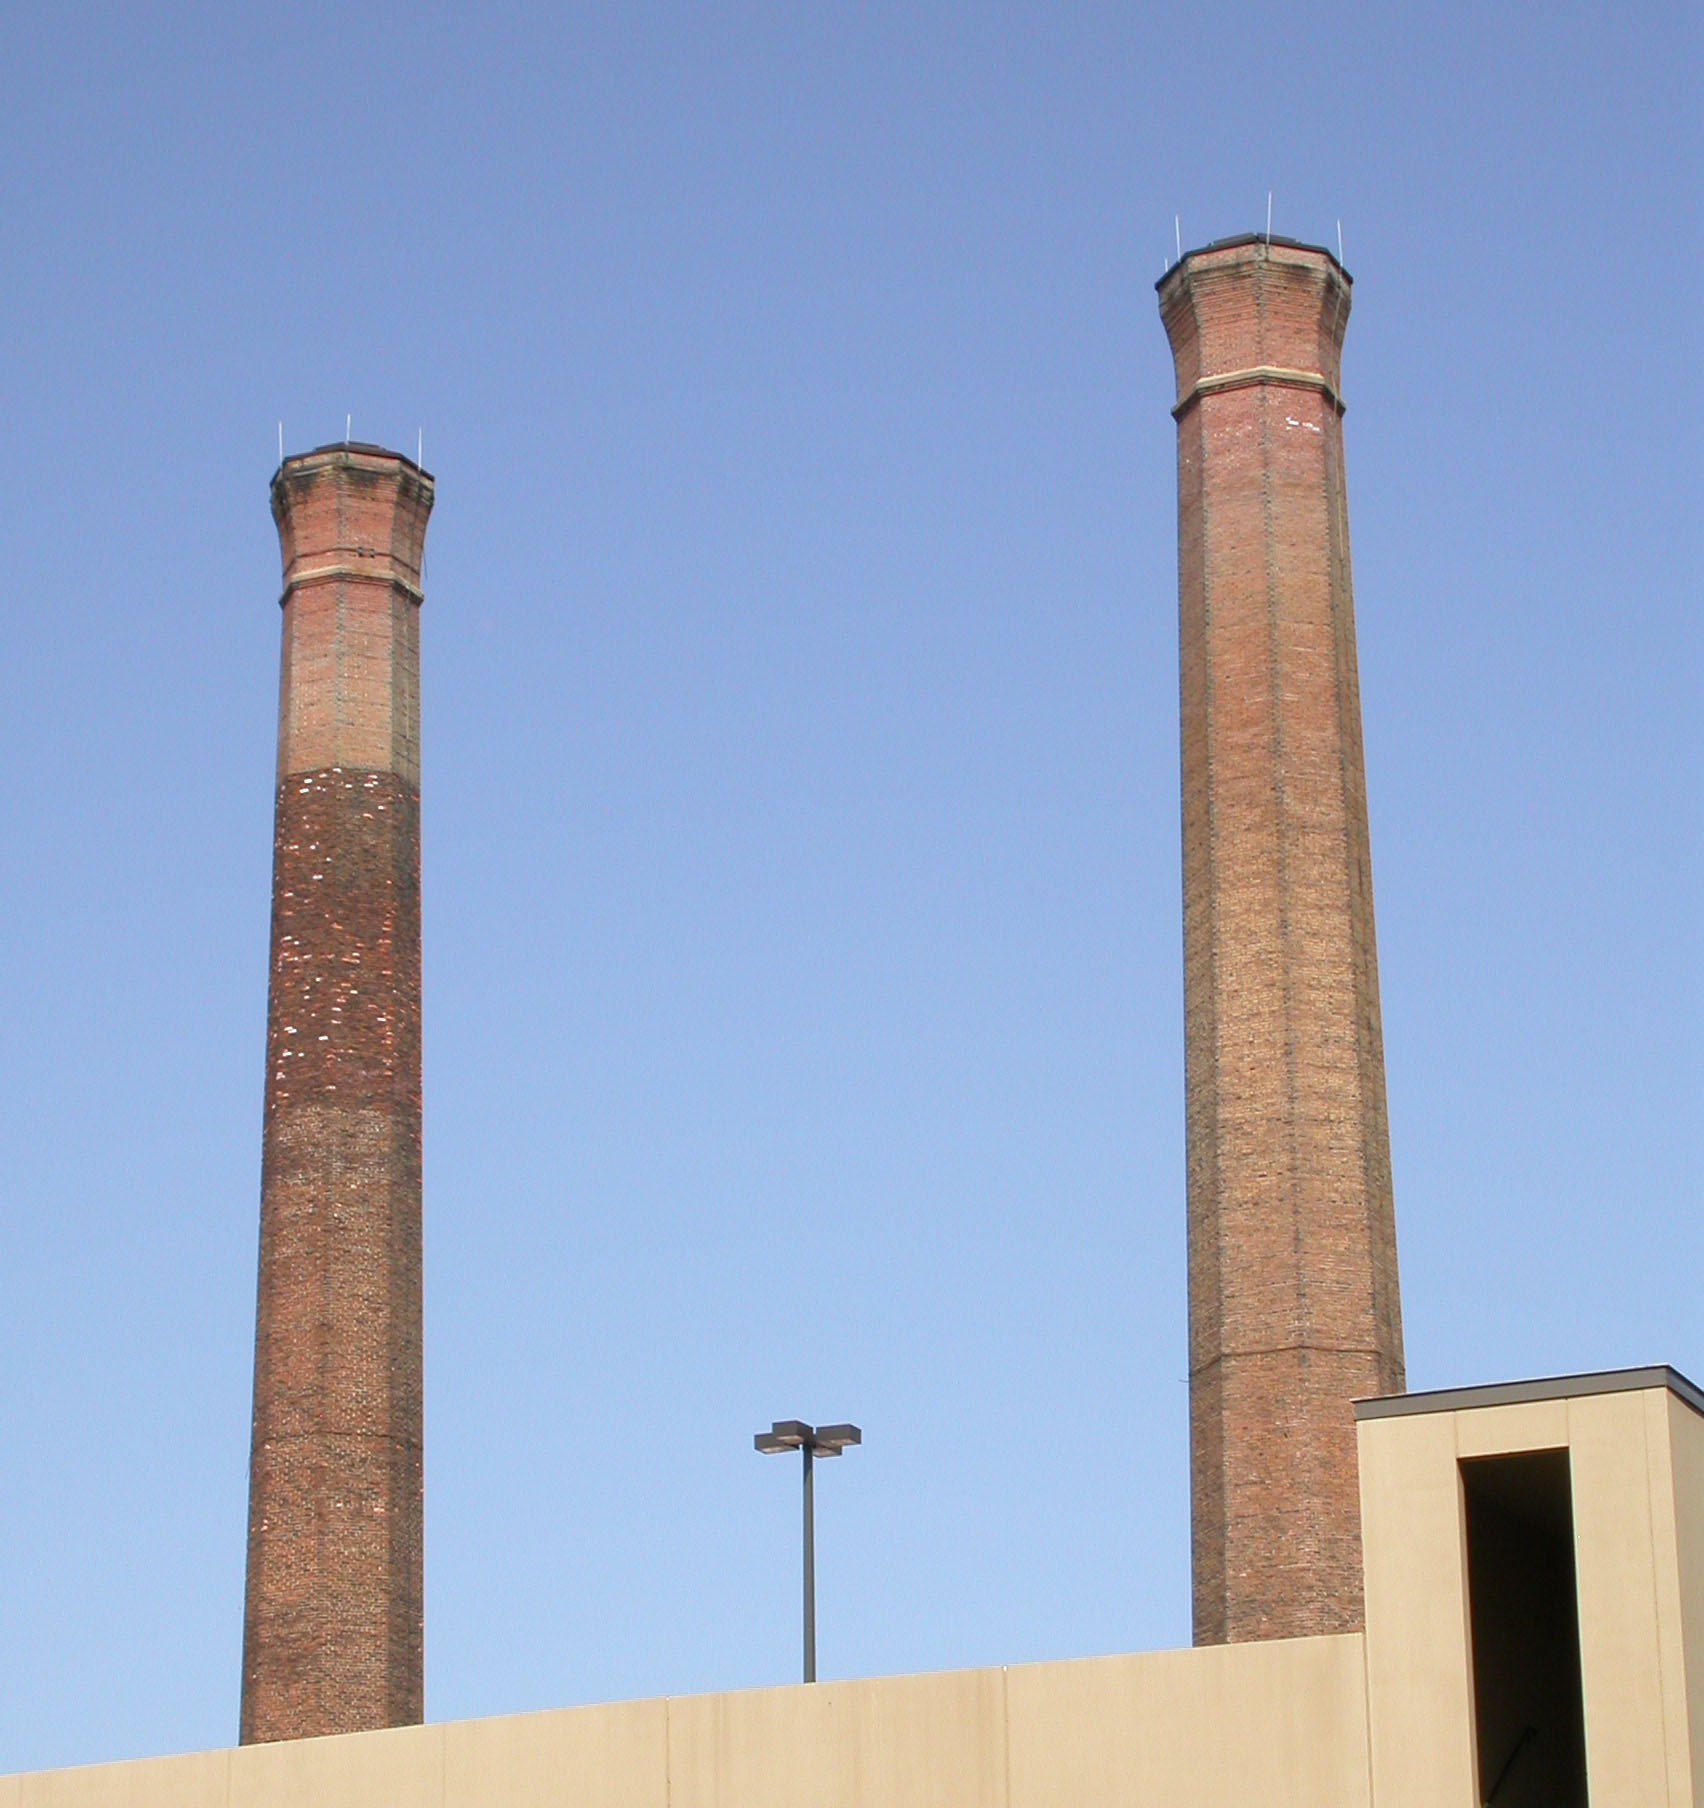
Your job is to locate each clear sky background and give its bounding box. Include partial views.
[0,0,1698,1776]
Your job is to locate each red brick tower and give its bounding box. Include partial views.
[241,443,433,1742]
[1158,236,1405,1644]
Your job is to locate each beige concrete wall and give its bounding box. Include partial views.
[1358,1406,1477,1808]
[1359,1380,1702,1808]
[1569,1388,1690,1805]
[1005,1638,1369,1808]
[6,1745,230,1808]
[3,1638,1369,1808]
[1669,1393,1704,1808]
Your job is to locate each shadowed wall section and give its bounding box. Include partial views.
[241,444,433,1743]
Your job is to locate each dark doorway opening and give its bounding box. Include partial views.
[1462,1448,1589,1807]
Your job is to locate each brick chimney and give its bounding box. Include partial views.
[241,443,432,1741]
[1158,237,1405,1643]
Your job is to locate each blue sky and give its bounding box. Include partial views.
[0,0,1698,1775]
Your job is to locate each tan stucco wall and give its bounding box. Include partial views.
[1359,1381,1701,1808]
[0,1638,1370,1808]
[1571,1388,1690,1805]
[1668,1393,1704,1808]
[1358,1403,1478,1808]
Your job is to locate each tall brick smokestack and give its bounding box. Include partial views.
[241,444,433,1742]
[1158,237,1404,1644]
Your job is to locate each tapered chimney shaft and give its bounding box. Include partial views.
[241,444,432,1741]
[1158,237,1404,1643]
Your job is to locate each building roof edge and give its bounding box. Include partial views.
[1354,1364,1704,1423]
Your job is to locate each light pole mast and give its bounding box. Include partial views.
[802,1440,815,1682]
[755,1420,861,1683]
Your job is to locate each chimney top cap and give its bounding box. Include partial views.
[271,442,434,498]
[1156,231,1350,293]
[273,442,431,476]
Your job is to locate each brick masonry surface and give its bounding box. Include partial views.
[241,447,432,1743]
[1158,239,1405,1645]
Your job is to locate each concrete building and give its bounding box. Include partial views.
[4,241,1696,1804]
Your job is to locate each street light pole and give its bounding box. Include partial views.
[802,1440,815,1683]
[755,1419,861,1684]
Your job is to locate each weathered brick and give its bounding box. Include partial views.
[1158,238,1405,1644]
[241,445,432,1742]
